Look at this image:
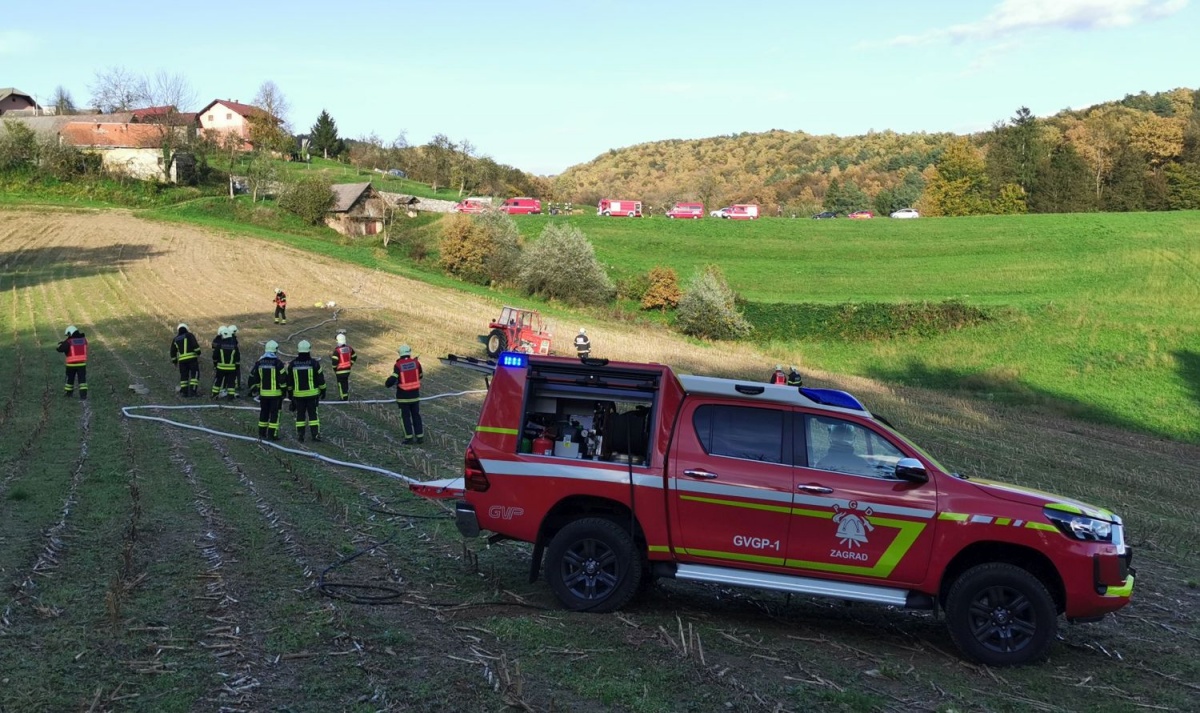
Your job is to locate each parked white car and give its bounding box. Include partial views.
[890,208,920,219]
[710,206,730,218]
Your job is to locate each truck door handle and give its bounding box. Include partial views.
[683,469,718,480]
[797,484,833,494]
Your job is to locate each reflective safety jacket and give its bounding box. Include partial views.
[574,334,591,354]
[392,356,423,391]
[287,354,326,398]
[770,370,786,385]
[57,333,88,366]
[274,292,287,308]
[214,337,240,372]
[171,331,200,362]
[248,355,289,397]
[332,344,357,373]
[786,370,803,386]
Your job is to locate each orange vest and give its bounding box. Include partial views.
[334,345,354,371]
[66,337,88,365]
[395,357,421,390]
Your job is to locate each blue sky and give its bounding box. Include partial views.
[3,0,1196,175]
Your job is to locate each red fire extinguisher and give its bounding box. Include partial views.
[532,431,553,456]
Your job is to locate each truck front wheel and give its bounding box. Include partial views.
[545,518,642,613]
[945,563,1057,666]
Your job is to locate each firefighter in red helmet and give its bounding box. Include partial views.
[57,325,89,399]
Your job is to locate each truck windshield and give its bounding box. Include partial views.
[876,421,953,474]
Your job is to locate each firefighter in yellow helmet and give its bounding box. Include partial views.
[285,339,326,442]
[211,327,240,399]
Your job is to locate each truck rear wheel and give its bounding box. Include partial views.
[945,563,1057,666]
[545,518,642,613]
[486,329,507,358]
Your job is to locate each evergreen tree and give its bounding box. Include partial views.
[1102,147,1147,212]
[309,110,342,159]
[1031,144,1094,213]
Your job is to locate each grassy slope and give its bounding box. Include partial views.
[512,213,1200,442]
[229,155,465,200]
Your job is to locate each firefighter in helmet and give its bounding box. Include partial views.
[170,323,202,397]
[211,326,240,399]
[228,325,242,393]
[786,365,803,387]
[247,340,290,441]
[769,364,786,385]
[57,325,89,399]
[285,340,326,442]
[273,288,287,325]
[574,328,591,359]
[385,344,424,444]
[331,331,357,401]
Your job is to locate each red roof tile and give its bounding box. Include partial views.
[59,122,167,149]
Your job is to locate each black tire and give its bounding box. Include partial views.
[545,518,643,613]
[627,211,635,217]
[485,329,507,358]
[602,210,611,217]
[945,563,1057,666]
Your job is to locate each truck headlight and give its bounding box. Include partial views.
[1044,508,1114,542]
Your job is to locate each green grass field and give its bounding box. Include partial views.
[228,155,465,201]
[1,206,1198,711]
[506,212,1200,443]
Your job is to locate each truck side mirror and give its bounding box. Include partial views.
[894,458,928,484]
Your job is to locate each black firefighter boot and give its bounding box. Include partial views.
[310,425,321,443]
[79,389,87,401]
[297,428,305,443]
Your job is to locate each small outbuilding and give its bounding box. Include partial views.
[326,182,390,236]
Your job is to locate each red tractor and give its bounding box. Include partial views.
[484,306,553,358]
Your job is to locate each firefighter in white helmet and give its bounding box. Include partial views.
[285,339,326,442]
[273,288,287,325]
[211,327,240,399]
[170,323,202,397]
[331,331,357,401]
[247,339,289,440]
[385,345,424,444]
[228,325,242,393]
[573,327,591,359]
[56,325,89,399]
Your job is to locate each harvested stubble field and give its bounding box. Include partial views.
[0,207,1198,712]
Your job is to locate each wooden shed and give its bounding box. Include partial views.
[325,182,390,236]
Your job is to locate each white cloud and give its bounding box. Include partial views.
[0,30,38,55]
[885,0,1189,46]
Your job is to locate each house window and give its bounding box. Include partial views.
[226,113,232,120]
[207,114,213,122]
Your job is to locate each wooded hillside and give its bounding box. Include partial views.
[552,87,1200,216]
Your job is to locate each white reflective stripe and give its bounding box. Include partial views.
[971,515,994,524]
[673,479,793,505]
[1013,520,1025,527]
[795,494,935,520]
[480,458,663,489]
[676,564,909,606]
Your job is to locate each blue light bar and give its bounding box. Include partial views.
[800,387,866,411]
[498,352,529,368]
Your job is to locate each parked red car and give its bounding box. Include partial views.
[500,197,542,215]
[452,199,490,214]
[849,210,874,219]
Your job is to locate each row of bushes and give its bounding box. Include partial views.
[437,213,753,340]
[742,300,996,342]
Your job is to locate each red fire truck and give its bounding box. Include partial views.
[597,199,642,217]
[415,353,1134,666]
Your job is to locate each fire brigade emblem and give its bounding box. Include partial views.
[832,501,875,548]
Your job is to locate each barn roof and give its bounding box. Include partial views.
[330,182,374,212]
[59,122,166,149]
[197,99,267,119]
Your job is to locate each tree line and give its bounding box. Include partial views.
[555,87,1200,216]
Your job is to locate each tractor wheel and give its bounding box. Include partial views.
[486,329,508,358]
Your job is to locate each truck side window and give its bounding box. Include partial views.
[693,405,785,464]
[805,416,904,478]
